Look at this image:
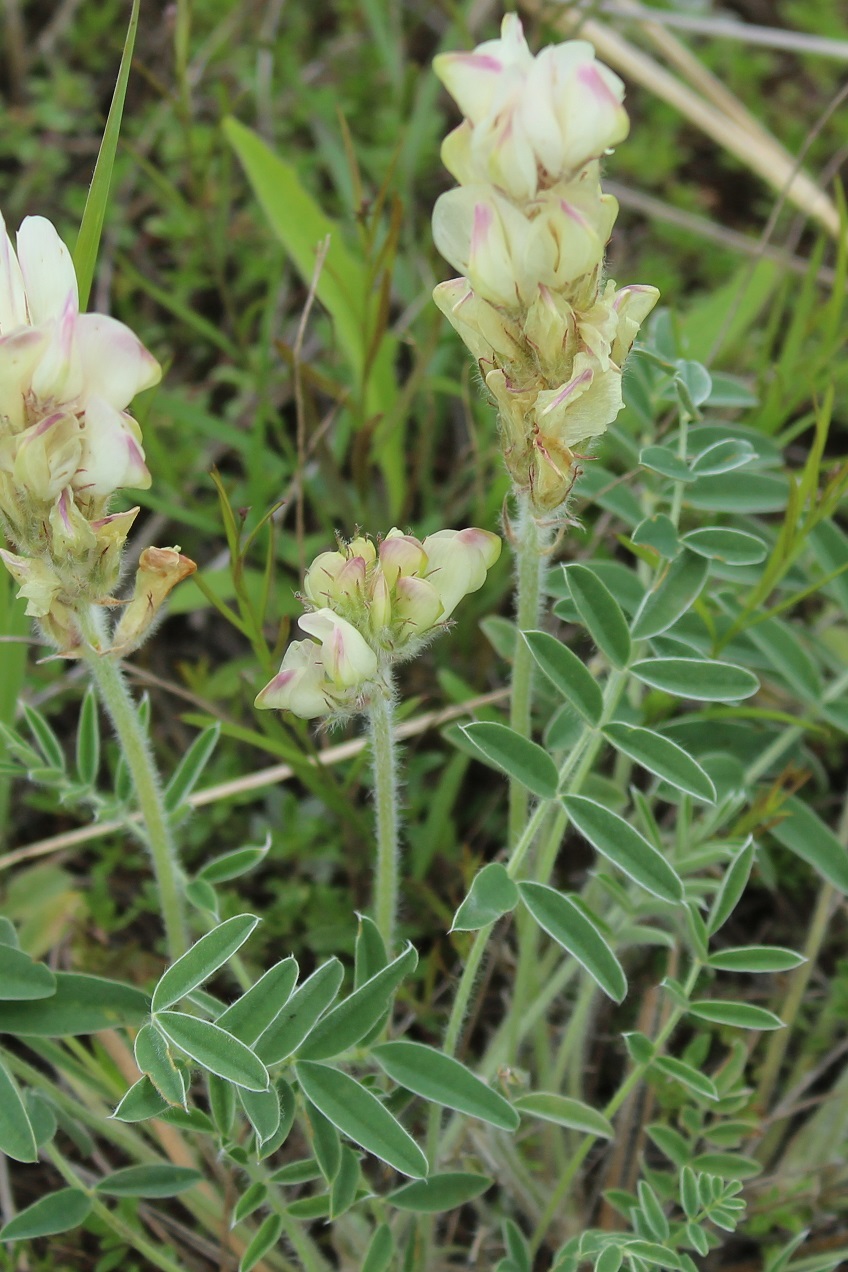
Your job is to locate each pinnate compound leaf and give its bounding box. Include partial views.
[388,1172,491,1212]
[562,795,684,903]
[0,1189,92,1241]
[0,945,56,1001]
[372,1041,519,1131]
[255,958,344,1065]
[514,1092,614,1138]
[299,943,417,1060]
[95,1164,202,1197]
[708,839,756,934]
[687,1000,784,1030]
[451,863,519,931]
[681,527,767,566]
[151,914,259,1012]
[563,564,632,668]
[770,797,848,893]
[0,1055,37,1162]
[461,723,558,799]
[631,551,709,640]
[0,972,148,1036]
[239,1214,284,1272]
[630,657,759,702]
[296,1060,428,1178]
[156,1012,270,1090]
[707,946,805,973]
[518,883,627,1003]
[217,956,298,1045]
[523,631,603,725]
[603,723,715,802]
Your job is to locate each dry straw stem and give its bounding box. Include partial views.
[0,689,507,871]
[527,0,842,239]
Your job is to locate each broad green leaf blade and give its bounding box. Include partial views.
[631,551,709,640]
[330,1144,361,1218]
[372,1041,519,1131]
[152,914,259,1012]
[639,446,693,482]
[75,685,100,786]
[603,722,716,803]
[0,972,148,1036]
[217,956,299,1045]
[687,1000,784,1030]
[0,944,57,1000]
[690,1150,762,1179]
[681,527,767,566]
[354,915,388,989]
[72,0,140,309]
[513,1092,614,1138]
[746,619,822,703]
[208,1072,236,1137]
[255,958,344,1065]
[562,564,632,668]
[652,1056,719,1101]
[362,1224,394,1272]
[95,1165,202,1198]
[305,1099,342,1183]
[461,722,558,798]
[518,883,627,1003]
[112,1075,168,1122]
[708,839,756,934]
[0,1055,37,1161]
[690,438,756,475]
[164,724,221,812]
[632,514,680,560]
[239,1086,282,1148]
[156,1012,270,1091]
[199,839,270,884]
[232,1181,267,1226]
[706,946,805,973]
[296,1060,428,1178]
[630,657,759,702]
[134,1023,186,1108]
[451,863,519,932]
[523,630,603,725]
[387,1172,491,1212]
[299,944,417,1060]
[0,1189,92,1241]
[770,797,848,893]
[239,1214,284,1272]
[562,795,684,903]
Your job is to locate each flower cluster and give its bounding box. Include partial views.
[0,212,193,653]
[255,526,501,718]
[432,16,659,514]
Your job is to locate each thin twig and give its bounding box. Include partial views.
[0,689,508,871]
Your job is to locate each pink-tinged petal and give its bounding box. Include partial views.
[298,608,377,686]
[16,216,78,325]
[379,532,427,586]
[30,292,83,404]
[421,529,501,618]
[254,641,331,718]
[0,328,48,430]
[73,395,151,497]
[0,212,28,334]
[75,313,161,410]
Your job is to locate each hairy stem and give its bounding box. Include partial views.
[79,606,187,960]
[368,682,401,954]
[508,494,549,846]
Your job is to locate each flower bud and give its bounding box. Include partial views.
[49,487,96,556]
[393,575,444,634]
[379,530,428,586]
[0,549,63,618]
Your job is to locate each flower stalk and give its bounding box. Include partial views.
[368,681,401,954]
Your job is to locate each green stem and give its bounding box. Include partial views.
[46,1146,189,1272]
[79,606,188,960]
[368,682,400,955]
[508,495,548,847]
[528,963,702,1255]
